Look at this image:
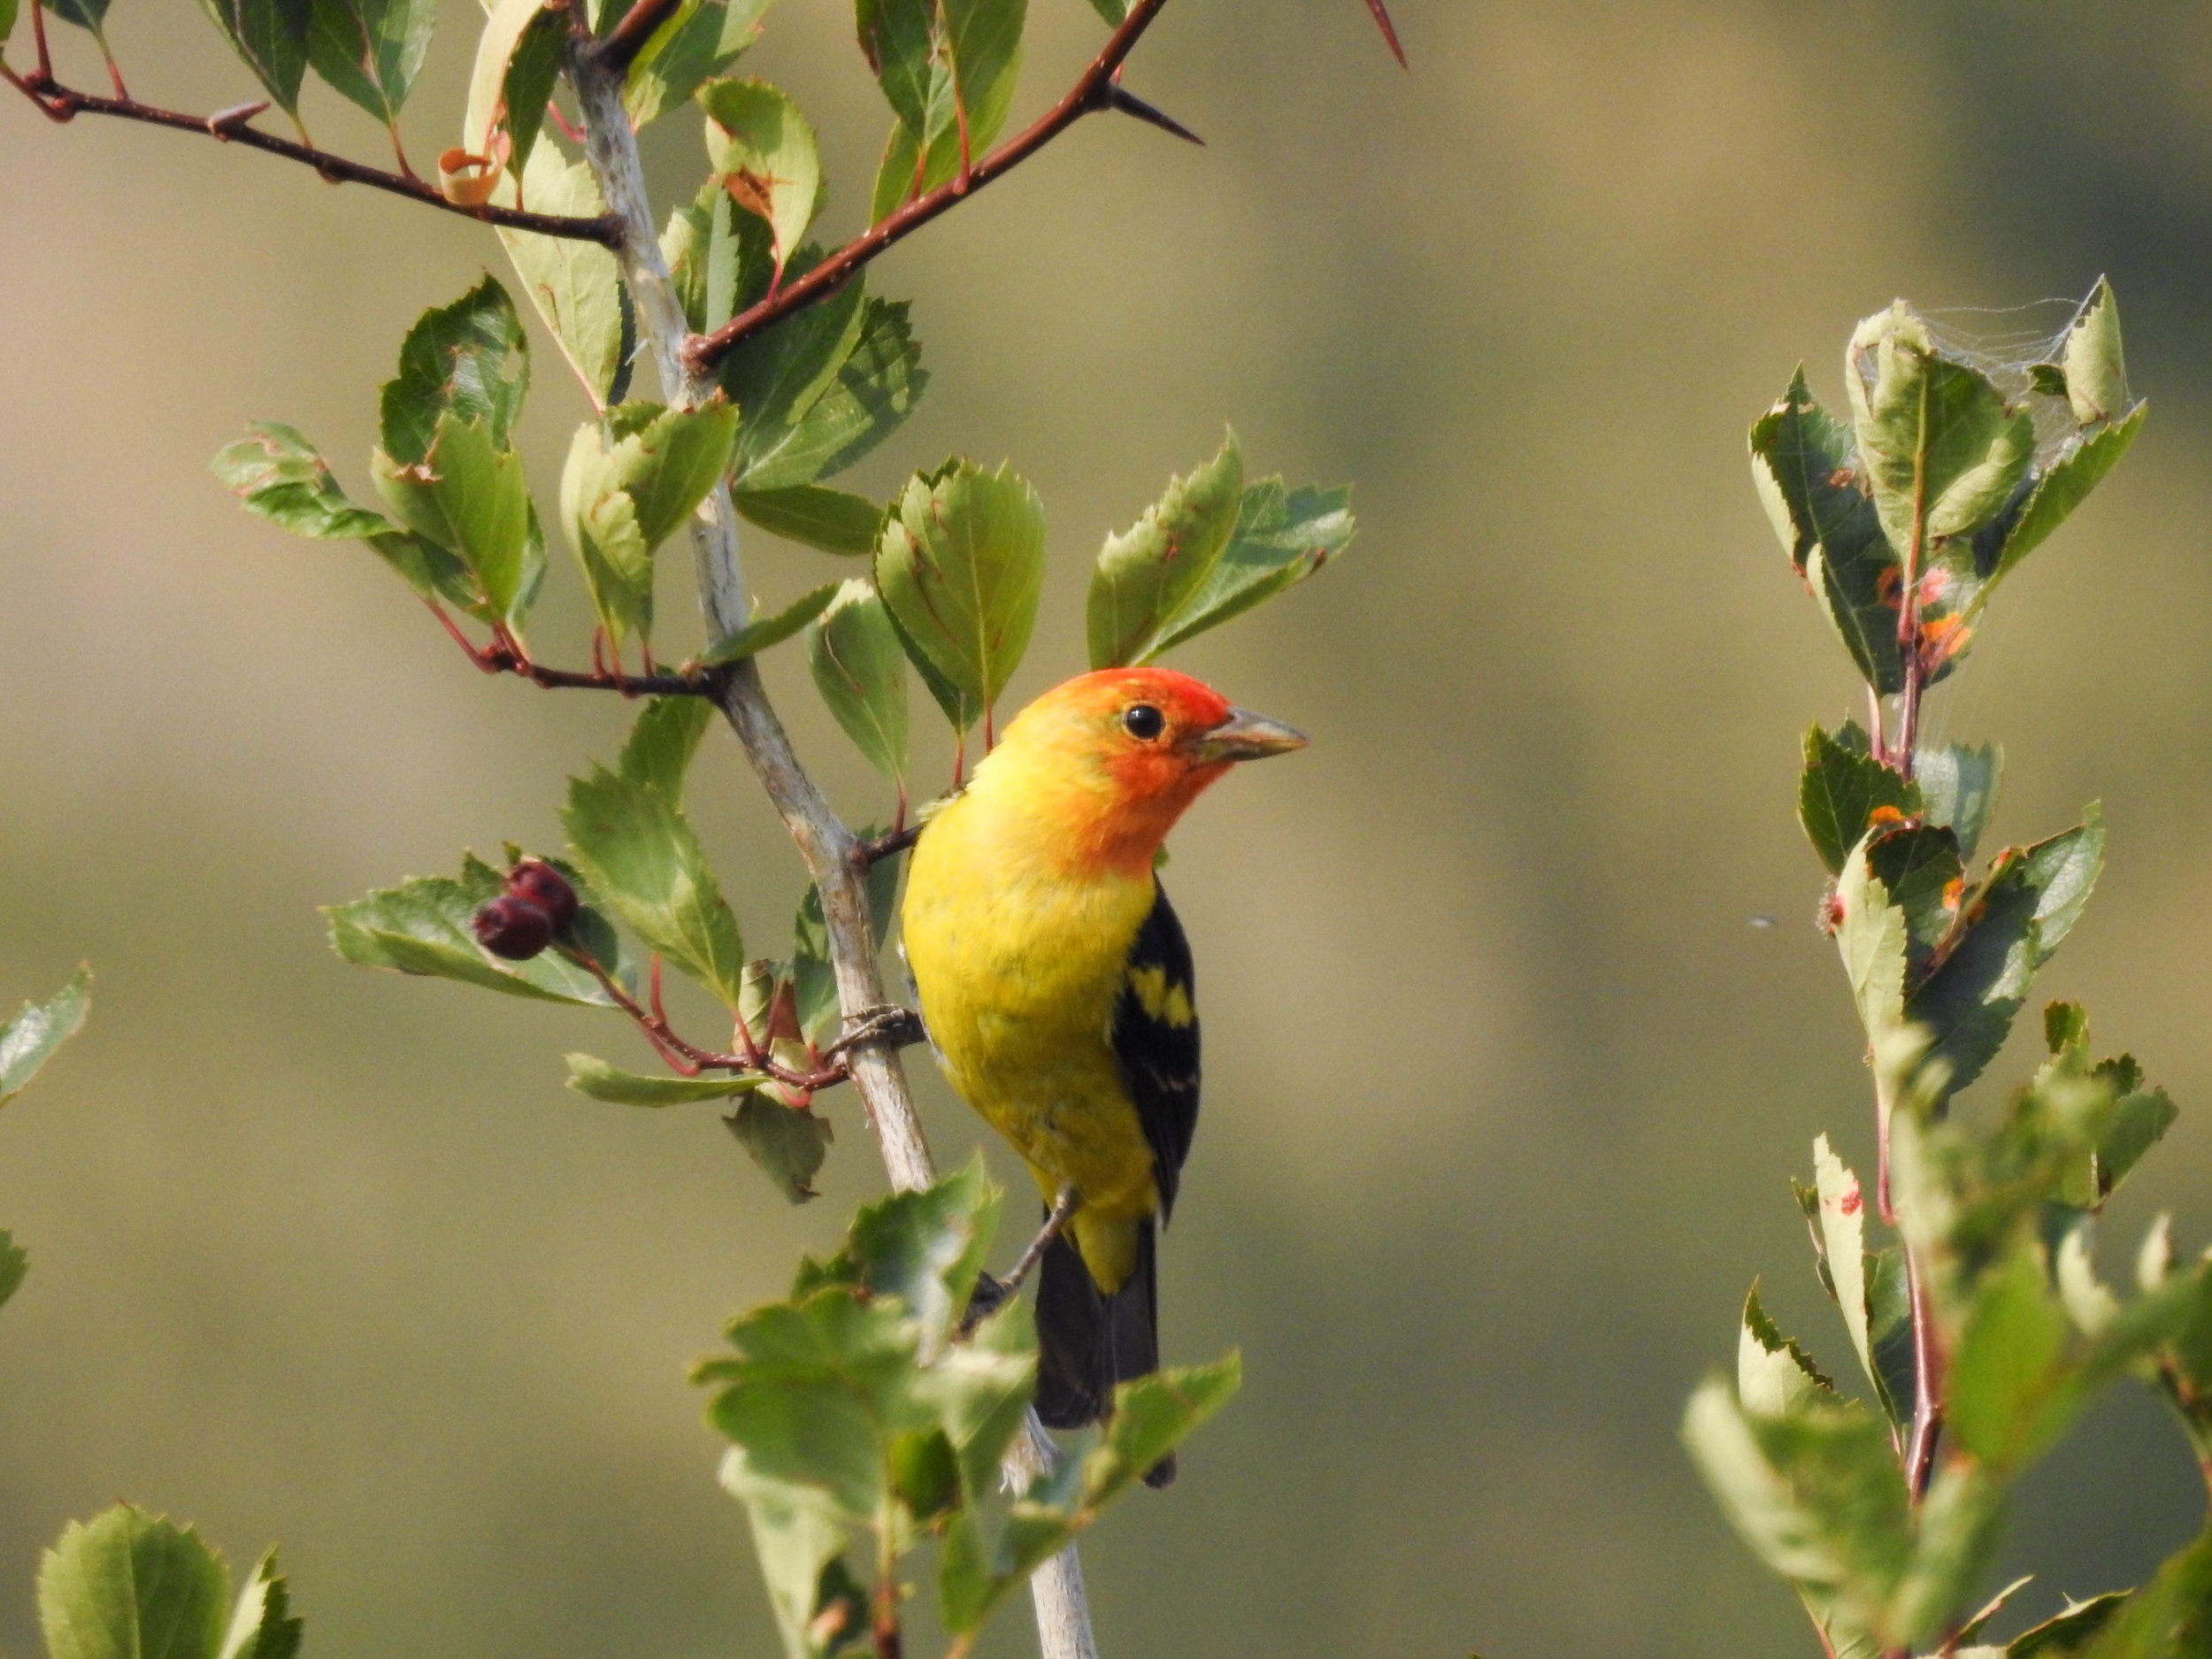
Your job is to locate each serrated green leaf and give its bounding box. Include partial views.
[1916,741,2002,865]
[463,0,549,164]
[856,0,1025,218]
[1141,479,1353,658]
[809,580,909,785]
[306,0,434,126]
[380,276,530,468]
[1808,1137,1890,1417]
[0,1230,27,1310]
[735,485,883,553]
[564,1053,765,1105]
[326,853,631,1005]
[2076,1527,2212,1658]
[496,5,566,179]
[562,402,740,645]
[1081,1352,1240,1504]
[217,1551,301,1659]
[39,1505,232,1659]
[372,412,534,625]
[1888,1462,2008,1647]
[841,1154,997,1350]
[39,0,107,41]
[1087,431,1244,669]
[1978,406,2147,619]
[699,78,822,278]
[562,431,654,645]
[1799,721,1920,877]
[1834,834,1910,1041]
[1739,1281,1835,1417]
[0,965,90,1109]
[497,143,632,411]
[875,458,1045,733]
[742,298,926,489]
[2063,279,2131,428]
[199,0,311,118]
[618,695,714,803]
[563,764,747,1007]
[2011,1593,2128,1656]
[699,581,840,665]
[716,1444,856,1659]
[625,0,772,128]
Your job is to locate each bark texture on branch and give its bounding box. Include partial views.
[566,41,1094,1657]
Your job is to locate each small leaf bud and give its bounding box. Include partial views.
[506,859,579,933]
[473,895,553,960]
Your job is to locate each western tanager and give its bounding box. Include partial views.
[901,667,1305,1484]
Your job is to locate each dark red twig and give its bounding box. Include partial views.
[1362,0,1409,69]
[427,603,720,696]
[5,73,624,246]
[683,0,1175,374]
[856,824,921,867]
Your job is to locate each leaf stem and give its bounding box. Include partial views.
[2,70,623,244]
[681,0,1175,375]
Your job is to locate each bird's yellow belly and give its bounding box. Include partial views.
[903,833,1159,1225]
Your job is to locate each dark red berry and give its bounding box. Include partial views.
[473,895,554,960]
[506,859,579,933]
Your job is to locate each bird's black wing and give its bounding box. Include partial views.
[1110,880,1201,1222]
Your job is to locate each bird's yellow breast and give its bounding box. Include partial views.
[901,787,1161,1225]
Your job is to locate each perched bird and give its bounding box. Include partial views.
[901,667,1305,1485]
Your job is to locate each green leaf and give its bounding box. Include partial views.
[198,0,311,119]
[698,581,840,665]
[1888,1462,2008,1647]
[496,143,632,412]
[856,0,1025,217]
[1086,431,1245,669]
[39,1505,232,1659]
[1847,302,2037,558]
[1083,1352,1241,1504]
[1977,406,2147,617]
[625,0,772,128]
[564,1053,765,1105]
[2010,1594,2128,1656]
[462,0,549,167]
[0,1229,27,1310]
[380,276,530,468]
[372,412,534,626]
[0,965,90,1108]
[2077,1527,2212,1659]
[890,1428,961,1520]
[618,695,714,804]
[745,298,926,489]
[217,1551,302,1659]
[1080,0,1128,20]
[1833,834,1911,1042]
[840,1153,998,1348]
[1681,1381,1911,1640]
[2063,278,2131,427]
[213,421,397,541]
[0,0,17,47]
[1916,741,2003,865]
[1799,721,1920,878]
[305,0,434,126]
[562,764,747,1007]
[1807,1136,1901,1423]
[726,1096,834,1202]
[1955,1577,2036,1648]
[1749,369,1903,693]
[1912,811,2104,1099]
[496,5,567,179]
[736,485,884,553]
[809,580,909,785]
[1140,479,1354,659]
[716,1444,857,1659]
[40,0,107,40]
[561,402,741,646]
[874,458,1046,733]
[1739,1281,1835,1417]
[699,78,823,278]
[326,853,632,1006]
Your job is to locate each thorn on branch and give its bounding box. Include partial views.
[207,100,269,140]
[1363,0,1409,68]
[1104,80,1205,146]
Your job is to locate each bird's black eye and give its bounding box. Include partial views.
[1123,703,1166,741]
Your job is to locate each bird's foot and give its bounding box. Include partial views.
[822,1003,926,1060]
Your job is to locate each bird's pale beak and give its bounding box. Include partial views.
[1189,707,1308,764]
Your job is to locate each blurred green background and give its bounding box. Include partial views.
[6,2,2212,1653]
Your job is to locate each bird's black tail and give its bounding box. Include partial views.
[1032,1214,1177,1487]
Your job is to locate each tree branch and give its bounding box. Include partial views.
[681,0,1174,375]
[4,71,624,246]
[569,39,1100,1659]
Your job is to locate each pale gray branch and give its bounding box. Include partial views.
[565,42,1093,1656]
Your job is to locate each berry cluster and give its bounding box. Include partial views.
[472,860,579,961]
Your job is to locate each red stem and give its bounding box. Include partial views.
[6,74,622,245]
[682,0,1174,374]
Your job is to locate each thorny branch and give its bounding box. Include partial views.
[426,603,722,697]
[4,70,624,246]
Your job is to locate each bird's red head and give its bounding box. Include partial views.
[975,667,1306,875]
